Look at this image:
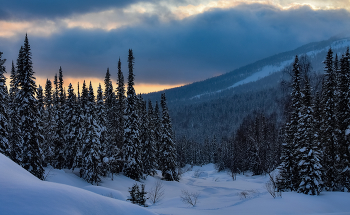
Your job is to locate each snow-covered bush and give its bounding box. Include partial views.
[127,183,148,207]
[193,169,205,178]
[238,189,259,200]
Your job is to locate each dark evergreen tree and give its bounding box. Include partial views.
[337,48,350,191]
[278,55,302,191]
[139,98,156,176]
[116,58,125,152]
[144,100,157,174]
[297,68,323,195]
[322,48,339,191]
[122,49,143,180]
[62,83,80,169]
[81,82,102,184]
[9,49,24,165]
[0,52,10,157]
[103,68,117,172]
[15,34,44,179]
[154,101,162,167]
[58,67,65,106]
[36,85,45,165]
[96,83,108,175]
[73,82,85,170]
[52,68,65,169]
[43,79,56,165]
[160,93,179,181]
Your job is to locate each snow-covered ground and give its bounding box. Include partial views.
[1,153,350,215]
[0,154,155,215]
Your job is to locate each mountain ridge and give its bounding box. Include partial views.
[143,36,350,103]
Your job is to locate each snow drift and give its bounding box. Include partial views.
[0,153,155,215]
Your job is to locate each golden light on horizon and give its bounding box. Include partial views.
[34,76,185,95]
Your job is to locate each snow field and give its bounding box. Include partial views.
[2,153,350,215]
[0,154,155,215]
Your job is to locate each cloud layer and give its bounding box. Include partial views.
[0,1,350,86]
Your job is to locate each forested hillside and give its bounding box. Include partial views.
[144,37,350,143]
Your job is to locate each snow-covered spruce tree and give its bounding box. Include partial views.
[96,83,108,176]
[153,101,162,167]
[81,82,102,184]
[139,97,156,176]
[322,48,339,191]
[42,79,56,165]
[0,52,10,157]
[337,48,350,191]
[278,55,302,191]
[103,68,117,172]
[144,100,157,175]
[72,82,85,170]
[15,34,44,179]
[36,85,46,165]
[160,93,179,181]
[122,49,143,180]
[62,83,79,169]
[9,49,23,165]
[51,69,66,169]
[296,66,323,195]
[58,67,65,106]
[115,58,125,156]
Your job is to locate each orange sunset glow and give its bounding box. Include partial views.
[34,76,185,95]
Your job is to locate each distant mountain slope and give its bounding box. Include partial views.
[143,36,350,142]
[144,37,350,103]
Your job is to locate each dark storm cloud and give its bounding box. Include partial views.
[2,3,350,85]
[0,0,156,20]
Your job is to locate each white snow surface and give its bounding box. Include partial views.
[1,153,350,215]
[306,39,350,57]
[0,154,155,215]
[227,59,294,90]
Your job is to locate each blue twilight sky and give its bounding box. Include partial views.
[0,0,350,93]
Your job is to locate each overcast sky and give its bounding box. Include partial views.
[1,0,350,93]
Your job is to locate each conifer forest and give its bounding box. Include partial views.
[1,34,350,197]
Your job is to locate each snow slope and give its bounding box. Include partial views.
[2,154,350,215]
[47,164,350,215]
[0,154,155,215]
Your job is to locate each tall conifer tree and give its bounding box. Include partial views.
[160,93,179,181]
[15,34,44,179]
[52,68,65,169]
[96,83,108,175]
[81,82,102,184]
[322,48,339,191]
[297,64,323,195]
[0,52,10,157]
[116,58,125,151]
[122,49,143,180]
[278,55,302,191]
[62,83,80,169]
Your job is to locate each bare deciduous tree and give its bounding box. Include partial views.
[265,173,282,198]
[148,179,165,204]
[180,189,200,207]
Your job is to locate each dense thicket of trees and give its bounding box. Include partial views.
[278,49,350,194]
[176,48,350,195]
[0,35,179,184]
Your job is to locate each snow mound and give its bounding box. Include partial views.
[83,185,127,201]
[0,153,155,215]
